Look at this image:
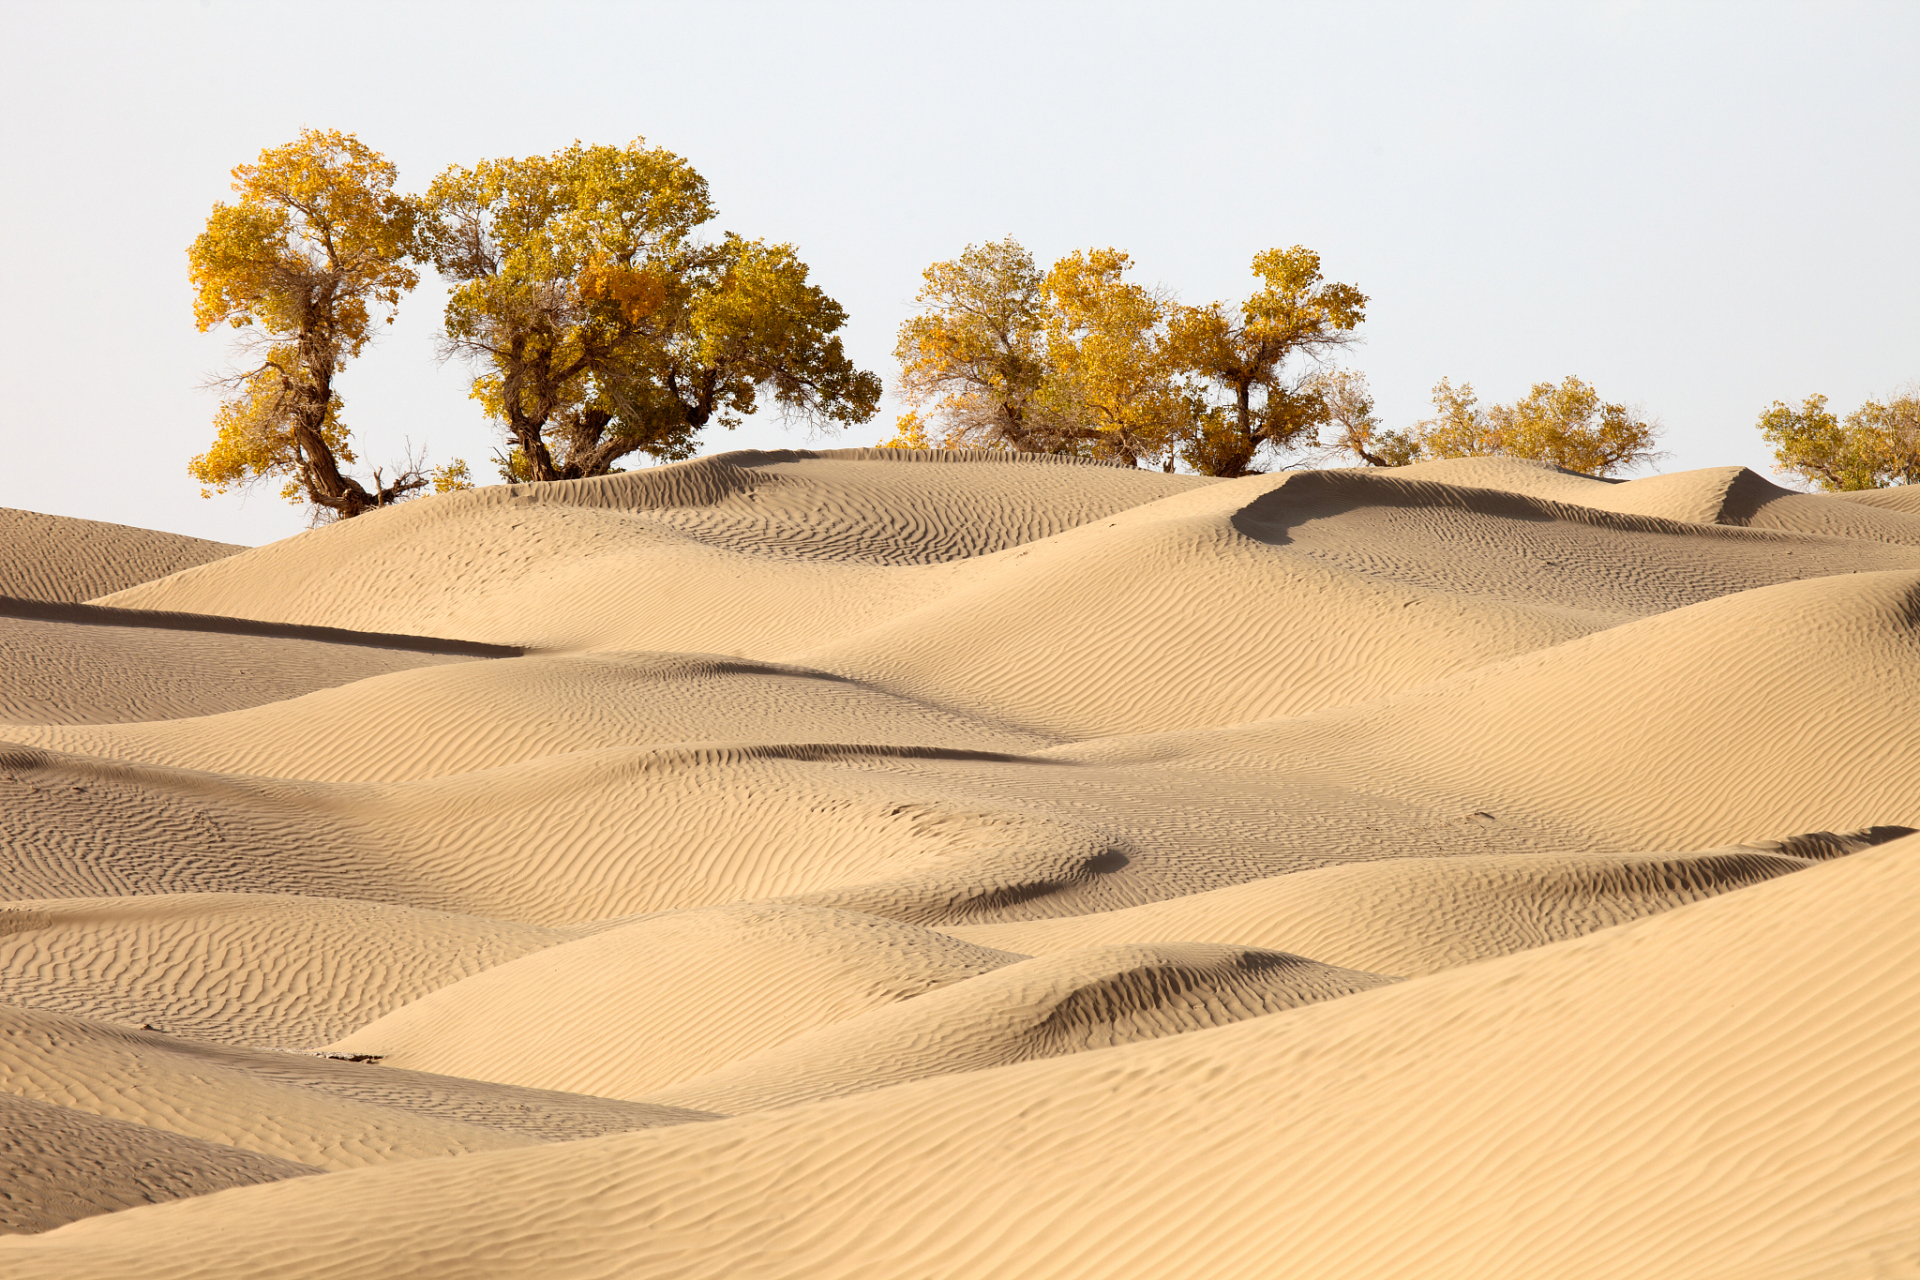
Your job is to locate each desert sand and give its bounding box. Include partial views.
[1,447,1916,1277]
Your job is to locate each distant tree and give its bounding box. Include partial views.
[419,139,879,484]
[1167,247,1368,477]
[877,411,935,450]
[430,459,476,493]
[893,238,1049,452]
[1368,376,1662,476]
[1309,370,1422,468]
[1033,248,1198,470]
[1409,377,1503,460]
[187,129,455,519]
[1759,389,1920,490]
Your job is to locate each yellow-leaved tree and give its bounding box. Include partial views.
[1360,376,1662,476]
[894,239,1367,473]
[878,411,935,450]
[1758,389,1920,490]
[892,238,1049,451]
[1167,247,1368,477]
[187,129,462,520]
[892,241,1195,466]
[1034,248,1197,470]
[418,139,880,483]
[1309,369,1419,467]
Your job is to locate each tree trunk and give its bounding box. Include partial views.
[286,357,376,518]
[998,400,1044,452]
[500,335,563,482]
[512,419,560,483]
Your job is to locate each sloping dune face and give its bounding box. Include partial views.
[3,447,1918,1272]
[0,508,243,605]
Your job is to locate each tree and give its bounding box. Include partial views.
[1035,248,1196,470]
[878,411,934,450]
[419,139,880,483]
[1759,389,1920,490]
[1362,376,1662,476]
[1310,370,1423,468]
[893,240,1201,466]
[1167,247,1367,477]
[187,129,447,520]
[1410,377,1505,460]
[899,240,1376,472]
[893,238,1049,451]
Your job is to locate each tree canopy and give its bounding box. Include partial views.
[185,138,1727,506]
[894,240,1363,473]
[1035,248,1193,469]
[1167,247,1367,477]
[1349,376,1662,476]
[1759,389,1920,491]
[1309,370,1410,467]
[187,129,455,519]
[892,238,1049,451]
[418,139,880,483]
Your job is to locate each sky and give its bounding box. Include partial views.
[1,0,1915,545]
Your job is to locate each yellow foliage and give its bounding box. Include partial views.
[186,129,428,517]
[1310,370,1414,467]
[687,237,868,419]
[1398,377,1662,476]
[893,238,1049,450]
[1760,389,1920,490]
[188,128,417,353]
[896,239,1364,474]
[422,140,877,483]
[1165,246,1366,476]
[187,351,355,497]
[1038,247,1193,469]
[880,411,933,450]
[430,460,475,493]
[577,261,672,326]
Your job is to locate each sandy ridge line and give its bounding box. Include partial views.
[1,596,524,658]
[484,445,1153,509]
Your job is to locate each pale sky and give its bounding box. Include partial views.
[1,0,1914,545]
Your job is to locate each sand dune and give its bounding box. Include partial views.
[1719,467,1920,544]
[4,448,1917,1274]
[1078,567,1920,851]
[1,730,1585,927]
[0,1004,710,1172]
[1381,455,1738,521]
[643,942,1396,1113]
[327,903,1025,1097]
[0,597,504,726]
[6,650,1051,781]
[9,831,1916,1280]
[0,1092,317,1235]
[943,844,1823,973]
[0,894,572,1046]
[1402,456,1920,543]
[1838,484,1920,515]
[89,454,1915,738]
[0,508,241,605]
[95,451,1202,651]
[6,531,1915,930]
[805,465,1919,736]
